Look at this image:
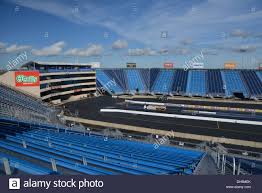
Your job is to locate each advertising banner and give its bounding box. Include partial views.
[15,71,40,87]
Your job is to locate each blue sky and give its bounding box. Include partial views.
[0,0,262,69]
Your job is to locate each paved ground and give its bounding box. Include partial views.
[64,96,262,154]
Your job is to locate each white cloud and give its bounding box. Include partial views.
[181,38,193,45]
[201,48,218,55]
[64,44,103,57]
[0,43,31,54]
[32,41,65,56]
[232,45,257,53]
[230,29,249,38]
[5,44,31,53]
[174,48,190,55]
[0,42,6,49]
[159,48,169,55]
[112,40,128,49]
[128,48,157,56]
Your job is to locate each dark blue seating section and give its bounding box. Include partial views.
[97,69,262,99]
[0,117,203,175]
[241,70,262,98]
[207,70,225,96]
[139,69,150,92]
[149,68,160,90]
[172,69,188,94]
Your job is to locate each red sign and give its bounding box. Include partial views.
[15,71,40,87]
[164,63,173,68]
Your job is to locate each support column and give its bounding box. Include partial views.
[50,158,57,172]
[22,140,27,148]
[2,158,11,175]
[82,157,87,166]
[233,157,236,175]
[217,153,220,168]
[237,161,241,175]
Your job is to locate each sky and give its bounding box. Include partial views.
[0,0,262,69]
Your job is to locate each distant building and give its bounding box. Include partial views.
[0,61,98,104]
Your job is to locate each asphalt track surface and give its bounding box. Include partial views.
[132,97,262,109]
[64,96,262,143]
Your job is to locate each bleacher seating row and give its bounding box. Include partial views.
[0,84,58,124]
[96,69,262,99]
[0,117,204,175]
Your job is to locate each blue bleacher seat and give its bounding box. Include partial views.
[152,70,174,94]
[172,69,188,95]
[149,69,160,90]
[96,69,123,94]
[221,70,248,98]
[186,70,206,96]
[0,117,204,175]
[241,70,262,98]
[126,69,146,94]
[207,70,225,97]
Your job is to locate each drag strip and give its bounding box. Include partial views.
[64,96,262,143]
[100,109,262,126]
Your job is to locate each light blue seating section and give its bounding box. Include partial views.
[0,117,203,175]
[186,70,206,96]
[96,69,123,94]
[126,69,146,93]
[151,70,175,94]
[221,71,248,97]
[256,71,262,83]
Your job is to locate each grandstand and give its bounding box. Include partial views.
[97,69,262,100]
[0,64,262,176]
[0,83,56,124]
